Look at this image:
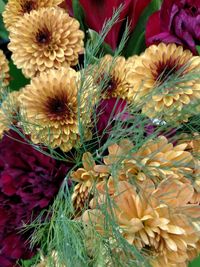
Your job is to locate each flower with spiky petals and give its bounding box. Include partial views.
[83,179,200,267]
[0,90,21,139]
[127,43,200,121]
[94,55,133,100]
[71,152,108,213]
[8,7,84,78]
[3,0,63,30]
[19,68,92,152]
[0,49,10,91]
[94,136,195,185]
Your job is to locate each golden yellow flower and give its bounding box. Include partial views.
[93,55,133,100]
[8,7,84,78]
[0,49,10,90]
[177,132,200,157]
[19,68,92,152]
[3,0,63,30]
[127,43,200,121]
[83,179,200,267]
[71,152,108,213]
[95,136,194,185]
[0,90,21,138]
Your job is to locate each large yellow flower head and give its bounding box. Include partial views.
[8,7,84,78]
[94,136,195,185]
[0,49,10,90]
[3,0,63,30]
[127,43,200,121]
[93,55,133,100]
[19,68,92,152]
[83,179,200,267]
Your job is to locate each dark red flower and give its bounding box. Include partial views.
[96,98,127,136]
[0,130,68,266]
[65,0,151,50]
[146,0,200,54]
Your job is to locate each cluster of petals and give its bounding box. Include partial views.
[7,5,84,78]
[82,178,200,266]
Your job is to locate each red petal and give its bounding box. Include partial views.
[145,11,161,46]
[79,0,132,49]
[128,0,152,31]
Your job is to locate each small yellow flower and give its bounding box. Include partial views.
[93,55,133,100]
[9,7,84,78]
[0,49,10,92]
[3,0,63,29]
[127,43,200,121]
[71,152,108,213]
[0,90,21,139]
[19,68,92,152]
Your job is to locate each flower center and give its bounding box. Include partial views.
[106,78,117,93]
[22,0,37,13]
[48,97,67,115]
[36,29,51,45]
[155,61,179,84]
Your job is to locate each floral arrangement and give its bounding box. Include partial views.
[0,0,200,267]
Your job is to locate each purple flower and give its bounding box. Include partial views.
[146,0,200,54]
[0,130,68,266]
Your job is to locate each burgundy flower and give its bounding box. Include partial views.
[65,0,151,50]
[0,130,68,266]
[96,98,127,136]
[146,0,200,54]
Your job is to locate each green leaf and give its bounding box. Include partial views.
[123,0,161,57]
[72,0,86,33]
[0,0,5,14]
[9,59,30,91]
[189,255,200,267]
[0,14,8,39]
[88,29,114,56]
[196,46,200,55]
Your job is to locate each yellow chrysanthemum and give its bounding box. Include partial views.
[0,90,21,138]
[8,7,84,78]
[94,136,195,185]
[83,179,200,267]
[71,152,108,213]
[0,49,10,90]
[93,55,133,100]
[3,0,63,30]
[127,43,200,121]
[19,68,92,152]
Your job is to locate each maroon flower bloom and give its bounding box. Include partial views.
[65,0,151,50]
[146,0,200,54]
[0,130,68,266]
[96,98,127,136]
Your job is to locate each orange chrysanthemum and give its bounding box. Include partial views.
[0,49,10,91]
[127,43,200,121]
[94,136,195,185]
[8,7,84,78]
[93,55,133,100]
[83,179,200,267]
[19,68,92,152]
[3,0,63,29]
[71,152,108,212]
[0,90,21,138]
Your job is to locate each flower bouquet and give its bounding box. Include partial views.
[0,0,200,266]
